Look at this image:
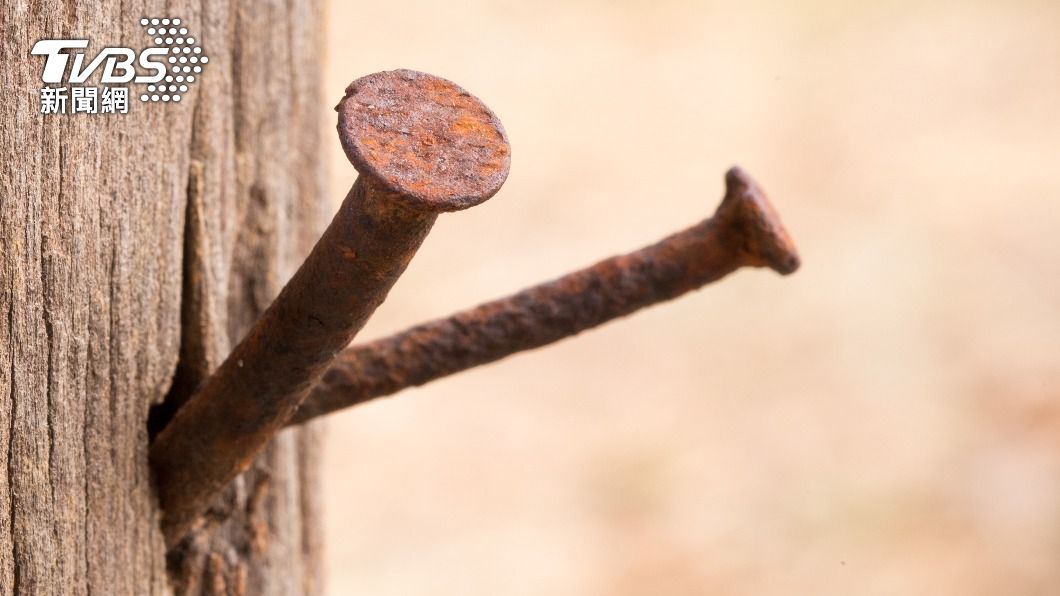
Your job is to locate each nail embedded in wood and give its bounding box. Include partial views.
[150,69,510,547]
[287,166,799,426]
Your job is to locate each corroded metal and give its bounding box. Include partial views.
[337,69,510,211]
[287,166,798,426]
[150,69,510,547]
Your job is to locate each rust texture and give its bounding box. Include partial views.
[288,166,798,425]
[150,69,510,547]
[337,69,511,211]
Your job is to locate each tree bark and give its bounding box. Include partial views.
[1,1,327,594]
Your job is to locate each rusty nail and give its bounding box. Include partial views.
[150,69,511,547]
[287,166,798,426]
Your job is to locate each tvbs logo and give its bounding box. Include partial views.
[32,17,208,115]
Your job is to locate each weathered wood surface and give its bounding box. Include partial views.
[0,1,326,594]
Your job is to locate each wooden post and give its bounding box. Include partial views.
[1,2,326,593]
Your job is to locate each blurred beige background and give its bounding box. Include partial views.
[317,1,1060,594]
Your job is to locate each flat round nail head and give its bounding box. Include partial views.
[336,69,511,212]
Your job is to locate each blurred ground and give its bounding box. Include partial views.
[318,1,1060,594]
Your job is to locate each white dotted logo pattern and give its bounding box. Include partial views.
[138,17,208,103]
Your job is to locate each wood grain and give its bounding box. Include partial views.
[0,1,326,593]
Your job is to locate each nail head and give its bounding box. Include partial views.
[721,166,801,275]
[336,69,511,212]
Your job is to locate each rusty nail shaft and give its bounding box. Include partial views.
[150,69,510,547]
[287,166,798,426]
